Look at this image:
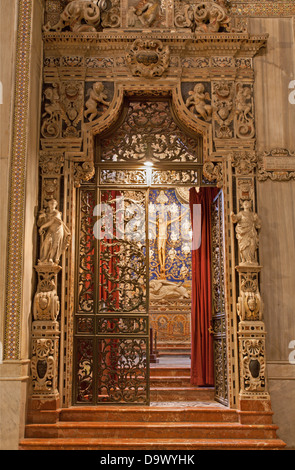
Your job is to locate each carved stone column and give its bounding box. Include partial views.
[29,151,69,408]
[231,152,271,409]
[31,264,61,399]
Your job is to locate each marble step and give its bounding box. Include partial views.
[150,375,192,387]
[58,405,238,424]
[19,437,286,451]
[150,366,190,377]
[150,386,215,401]
[24,421,280,440]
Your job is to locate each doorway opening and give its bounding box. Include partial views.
[72,97,228,406]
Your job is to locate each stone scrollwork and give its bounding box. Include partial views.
[237,270,263,322]
[212,81,234,139]
[241,337,266,392]
[33,264,61,322]
[31,337,59,395]
[43,0,120,32]
[126,39,170,78]
[74,161,96,187]
[174,0,231,32]
[44,0,102,32]
[60,81,84,138]
[232,151,257,176]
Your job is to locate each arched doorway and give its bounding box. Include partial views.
[72,96,228,405]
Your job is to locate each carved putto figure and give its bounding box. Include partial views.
[38,199,71,265]
[186,83,212,121]
[41,84,60,138]
[235,84,255,138]
[84,82,110,122]
[231,200,261,266]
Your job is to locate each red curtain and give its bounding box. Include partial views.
[189,186,218,387]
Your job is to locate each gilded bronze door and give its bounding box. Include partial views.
[73,184,150,405]
[211,190,228,406]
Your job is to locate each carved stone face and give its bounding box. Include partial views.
[242,199,252,211]
[247,296,256,311]
[47,199,58,212]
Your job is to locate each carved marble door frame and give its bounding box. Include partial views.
[28,8,271,410]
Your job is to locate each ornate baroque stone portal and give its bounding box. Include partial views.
[31,0,271,408]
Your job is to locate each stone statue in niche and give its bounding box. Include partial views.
[231,200,261,266]
[84,82,110,122]
[185,83,212,121]
[37,199,71,265]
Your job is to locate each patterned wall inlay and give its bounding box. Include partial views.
[230,1,295,17]
[4,0,33,360]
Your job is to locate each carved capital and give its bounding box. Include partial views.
[232,151,257,176]
[39,152,64,176]
[74,161,95,187]
[203,161,223,188]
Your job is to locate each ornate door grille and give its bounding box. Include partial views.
[73,185,150,405]
[211,190,228,406]
[73,97,205,406]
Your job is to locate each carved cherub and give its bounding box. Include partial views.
[42,85,60,121]
[231,199,261,266]
[236,84,253,122]
[186,83,212,121]
[84,82,110,122]
[38,199,71,265]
